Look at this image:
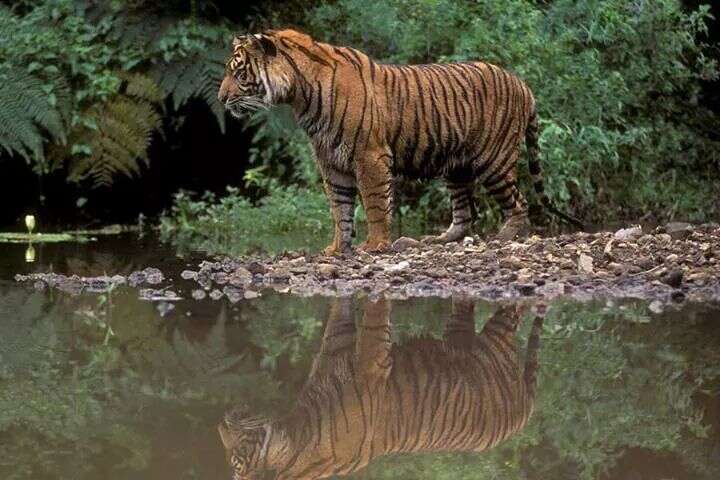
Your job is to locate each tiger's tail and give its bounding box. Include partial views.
[526,110,584,230]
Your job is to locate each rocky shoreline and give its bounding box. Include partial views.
[15,223,720,305]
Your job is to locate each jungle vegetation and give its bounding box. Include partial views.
[0,0,718,252]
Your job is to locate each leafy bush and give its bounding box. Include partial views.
[159,185,332,255]
[0,0,232,187]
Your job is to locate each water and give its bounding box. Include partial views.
[0,236,719,479]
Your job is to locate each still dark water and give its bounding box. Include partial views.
[1,235,719,479]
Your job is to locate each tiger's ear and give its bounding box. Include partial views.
[232,35,250,49]
[251,34,277,58]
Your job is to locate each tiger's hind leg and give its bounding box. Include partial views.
[428,180,475,243]
[320,166,357,255]
[483,158,530,242]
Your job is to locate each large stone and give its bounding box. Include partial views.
[613,226,642,241]
[665,222,693,240]
[180,270,198,280]
[229,267,253,286]
[391,236,421,252]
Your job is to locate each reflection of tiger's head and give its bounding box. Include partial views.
[218,29,333,118]
[218,406,274,480]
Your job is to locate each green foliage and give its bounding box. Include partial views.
[0,0,232,187]
[159,185,332,255]
[163,0,719,250]
[0,65,71,166]
[309,0,720,226]
[148,19,229,132]
[59,73,164,187]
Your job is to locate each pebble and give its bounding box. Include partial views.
[635,256,655,270]
[662,269,684,288]
[578,253,594,274]
[180,270,198,280]
[229,267,253,285]
[317,263,339,279]
[245,261,267,275]
[144,267,164,285]
[386,261,410,272]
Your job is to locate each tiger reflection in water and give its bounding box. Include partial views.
[219,297,543,480]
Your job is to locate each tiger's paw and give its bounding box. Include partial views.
[424,229,467,244]
[323,243,352,256]
[358,239,390,253]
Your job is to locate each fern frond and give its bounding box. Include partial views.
[152,47,227,132]
[0,65,69,161]
[120,72,164,104]
[65,73,163,188]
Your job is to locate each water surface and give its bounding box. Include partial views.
[1,236,718,479]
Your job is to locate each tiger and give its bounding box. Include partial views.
[218,29,581,255]
[218,297,544,480]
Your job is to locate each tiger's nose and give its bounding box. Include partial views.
[218,86,228,104]
[218,78,230,104]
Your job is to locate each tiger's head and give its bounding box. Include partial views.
[219,29,333,118]
[218,405,275,480]
[218,32,287,118]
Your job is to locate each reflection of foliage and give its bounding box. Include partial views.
[0,288,143,479]
[242,295,325,375]
[1,287,718,479]
[524,301,712,479]
[0,287,281,479]
[0,290,58,379]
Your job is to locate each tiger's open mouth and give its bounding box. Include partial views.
[225,96,268,118]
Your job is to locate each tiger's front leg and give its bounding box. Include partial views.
[320,166,357,256]
[356,150,393,252]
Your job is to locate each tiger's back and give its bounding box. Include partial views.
[372,61,535,181]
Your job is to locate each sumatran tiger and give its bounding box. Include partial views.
[218,297,544,480]
[218,29,581,255]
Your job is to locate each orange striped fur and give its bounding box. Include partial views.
[219,29,550,254]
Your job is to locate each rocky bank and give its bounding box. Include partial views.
[15,222,720,305]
